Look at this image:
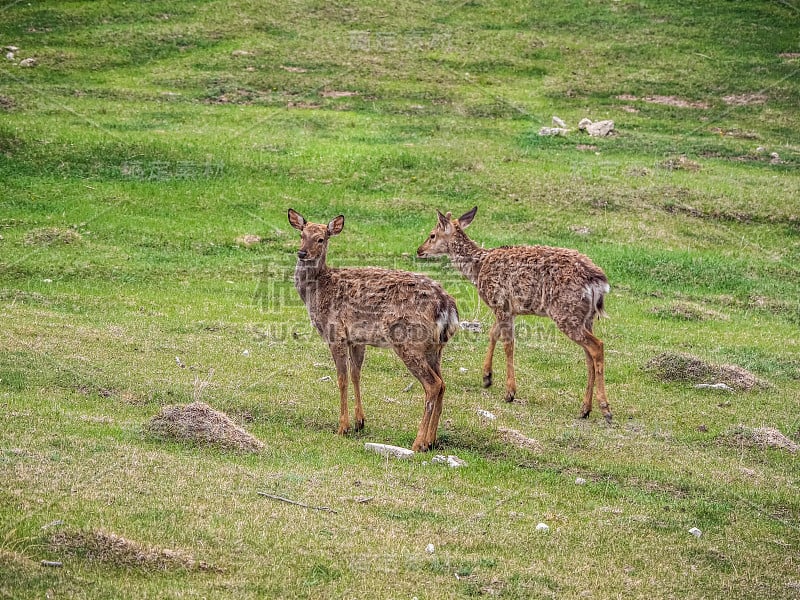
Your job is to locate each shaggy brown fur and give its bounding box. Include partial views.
[288,209,459,451]
[418,207,611,422]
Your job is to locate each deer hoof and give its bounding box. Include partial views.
[482,373,493,388]
[336,425,350,436]
[504,391,515,403]
[354,418,365,432]
[411,440,429,452]
[604,412,613,424]
[579,409,591,419]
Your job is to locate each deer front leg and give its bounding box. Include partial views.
[349,344,366,432]
[497,316,516,402]
[329,342,350,435]
[482,321,500,388]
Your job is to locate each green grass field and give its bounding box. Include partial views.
[2,1,799,598]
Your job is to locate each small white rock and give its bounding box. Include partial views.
[476,409,497,421]
[18,57,37,67]
[536,522,550,532]
[538,126,569,136]
[364,443,415,460]
[42,278,52,283]
[459,320,482,333]
[5,45,19,52]
[694,383,733,392]
[432,454,467,468]
[459,367,468,373]
[575,477,587,485]
[5,52,14,61]
[242,349,250,357]
[425,543,435,554]
[688,527,702,538]
[318,375,332,382]
[552,115,568,128]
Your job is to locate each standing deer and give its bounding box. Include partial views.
[288,208,459,451]
[417,207,612,422]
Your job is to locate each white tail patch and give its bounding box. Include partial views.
[437,306,460,343]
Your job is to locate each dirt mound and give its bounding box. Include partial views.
[51,529,217,571]
[644,352,768,391]
[498,427,542,452]
[24,227,82,246]
[145,401,264,452]
[720,425,798,453]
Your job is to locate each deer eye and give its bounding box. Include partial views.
[430,233,436,239]
[317,238,324,243]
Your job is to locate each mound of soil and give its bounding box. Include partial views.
[498,427,542,452]
[720,425,798,453]
[51,529,217,571]
[24,227,82,246]
[644,352,768,391]
[145,401,264,452]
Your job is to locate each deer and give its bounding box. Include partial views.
[417,206,612,423]
[288,208,460,451]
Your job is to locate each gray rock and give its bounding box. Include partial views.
[694,383,733,392]
[364,443,415,459]
[476,409,496,421]
[552,115,568,128]
[460,320,482,333]
[432,454,467,468]
[688,527,702,538]
[535,522,550,532]
[18,57,37,67]
[579,118,615,137]
[538,126,569,136]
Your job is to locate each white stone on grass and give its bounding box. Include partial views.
[364,443,415,460]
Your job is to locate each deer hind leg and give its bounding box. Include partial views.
[395,345,443,452]
[423,345,446,447]
[348,344,366,432]
[497,316,517,402]
[561,322,612,423]
[482,321,500,388]
[328,342,350,435]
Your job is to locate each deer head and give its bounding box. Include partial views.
[288,208,344,265]
[417,206,477,258]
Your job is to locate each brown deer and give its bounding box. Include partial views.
[288,209,459,451]
[417,207,612,422]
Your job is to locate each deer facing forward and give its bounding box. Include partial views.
[417,207,612,422]
[288,209,459,451]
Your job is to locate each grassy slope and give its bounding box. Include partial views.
[1,1,799,598]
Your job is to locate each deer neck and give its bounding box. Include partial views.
[294,257,328,305]
[448,230,487,284]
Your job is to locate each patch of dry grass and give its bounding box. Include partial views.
[50,529,218,571]
[644,352,769,391]
[145,401,265,452]
[720,425,799,453]
[23,227,83,246]
[498,427,542,452]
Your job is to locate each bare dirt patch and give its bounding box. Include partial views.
[617,94,709,109]
[320,90,358,98]
[51,529,219,571]
[234,233,262,247]
[651,301,728,322]
[0,95,15,111]
[644,352,769,391]
[24,227,82,246]
[498,427,542,452]
[720,425,798,453]
[722,93,767,106]
[779,53,800,59]
[659,155,701,171]
[145,401,265,452]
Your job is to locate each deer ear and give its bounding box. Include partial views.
[288,208,306,231]
[458,206,478,229]
[327,215,345,236]
[436,210,451,232]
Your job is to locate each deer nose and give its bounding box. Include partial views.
[297,250,308,259]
